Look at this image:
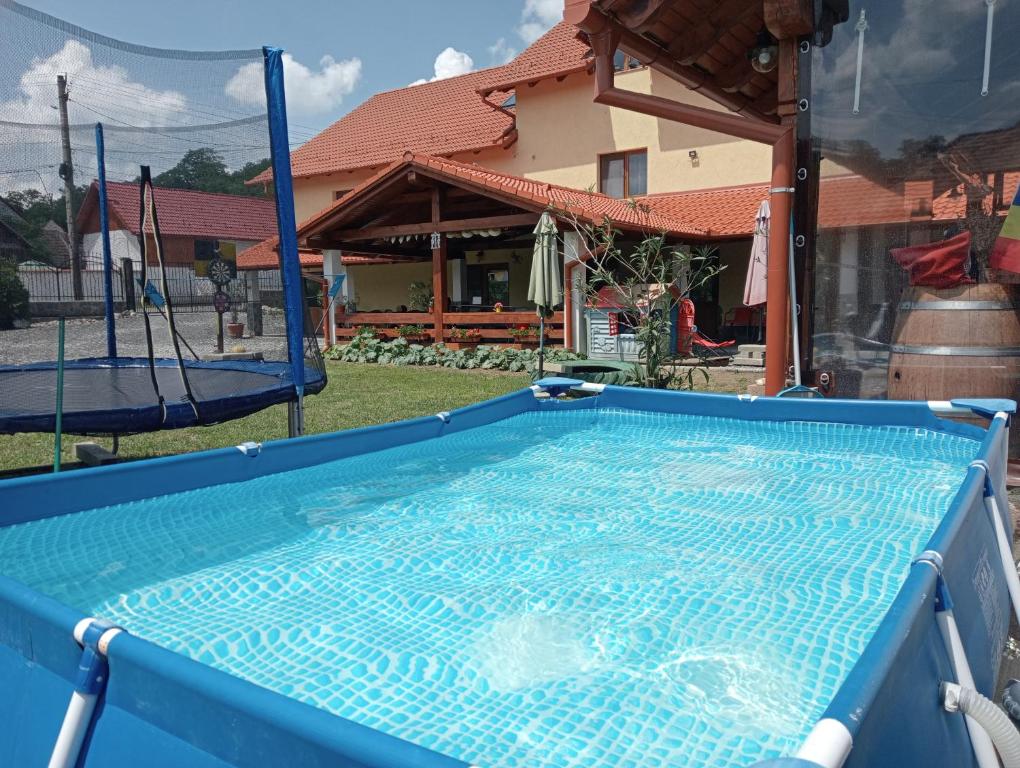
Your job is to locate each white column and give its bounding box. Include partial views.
[450,258,464,304]
[564,231,587,355]
[322,249,343,347]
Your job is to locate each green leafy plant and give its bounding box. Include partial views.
[323,335,583,373]
[0,262,29,329]
[507,324,539,340]
[408,281,432,312]
[556,199,721,390]
[396,323,427,338]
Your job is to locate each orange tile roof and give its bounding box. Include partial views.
[237,239,324,270]
[244,165,1013,272]
[478,22,592,94]
[77,180,277,241]
[639,184,767,237]
[296,152,705,239]
[251,24,593,185]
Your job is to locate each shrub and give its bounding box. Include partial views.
[324,333,583,374]
[0,262,29,329]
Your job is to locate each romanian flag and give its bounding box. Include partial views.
[991,181,1020,274]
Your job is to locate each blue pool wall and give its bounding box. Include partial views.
[0,386,1009,767]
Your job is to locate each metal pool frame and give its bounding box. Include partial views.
[0,383,1015,768]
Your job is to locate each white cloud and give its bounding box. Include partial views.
[226,53,361,116]
[433,47,474,80]
[409,47,474,86]
[518,0,561,44]
[488,38,518,65]
[1,40,186,126]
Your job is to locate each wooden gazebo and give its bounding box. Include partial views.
[297,152,703,347]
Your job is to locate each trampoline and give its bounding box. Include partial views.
[0,358,326,435]
[0,46,323,439]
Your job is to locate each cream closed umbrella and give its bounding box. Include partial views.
[528,211,561,378]
[744,200,769,307]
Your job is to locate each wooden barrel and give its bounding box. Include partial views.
[888,283,1020,403]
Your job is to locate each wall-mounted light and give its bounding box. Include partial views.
[749,29,779,74]
[688,150,700,168]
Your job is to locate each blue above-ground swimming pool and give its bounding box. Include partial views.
[0,383,1015,767]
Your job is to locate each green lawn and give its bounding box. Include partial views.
[0,362,530,474]
[0,362,752,475]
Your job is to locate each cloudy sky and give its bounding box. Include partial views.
[16,0,562,127]
[0,0,562,190]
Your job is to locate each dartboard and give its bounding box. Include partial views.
[208,257,232,287]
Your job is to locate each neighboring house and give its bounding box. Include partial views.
[38,221,68,267]
[0,217,31,264]
[77,181,277,273]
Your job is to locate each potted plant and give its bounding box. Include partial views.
[226,306,245,338]
[396,323,429,342]
[492,301,504,313]
[448,326,483,349]
[508,324,540,348]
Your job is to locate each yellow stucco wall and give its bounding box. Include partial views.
[347,250,537,312]
[293,169,378,223]
[482,68,772,194]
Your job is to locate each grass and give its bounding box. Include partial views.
[0,361,752,474]
[0,362,529,474]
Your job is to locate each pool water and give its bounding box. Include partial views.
[0,408,979,767]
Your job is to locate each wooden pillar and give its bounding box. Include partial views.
[431,187,446,343]
[764,39,798,396]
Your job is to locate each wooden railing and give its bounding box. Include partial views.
[330,309,564,343]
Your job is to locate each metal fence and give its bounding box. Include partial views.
[17,264,285,313]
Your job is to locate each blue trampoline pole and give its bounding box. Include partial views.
[95,123,116,358]
[263,46,306,437]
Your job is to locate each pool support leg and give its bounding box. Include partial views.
[48,618,123,768]
[971,454,1020,628]
[921,556,1002,768]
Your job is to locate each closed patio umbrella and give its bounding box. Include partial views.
[528,211,561,378]
[744,200,769,307]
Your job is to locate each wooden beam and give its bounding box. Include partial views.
[570,0,779,124]
[667,0,758,65]
[328,213,541,242]
[714,56,758,93]
[764,0,814,39]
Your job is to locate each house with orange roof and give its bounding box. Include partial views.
[239,19,1012,359]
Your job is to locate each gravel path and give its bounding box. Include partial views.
[0,311,296,365]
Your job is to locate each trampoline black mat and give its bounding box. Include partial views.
[0,357,325,434]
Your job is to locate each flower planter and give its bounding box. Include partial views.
[446,340,482,350]
[226,322,245,338]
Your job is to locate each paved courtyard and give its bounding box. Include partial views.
[0,310,297,365]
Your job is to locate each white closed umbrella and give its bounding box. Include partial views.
[528,211,561,378]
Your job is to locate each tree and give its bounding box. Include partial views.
[0,262,29,329]
[152,149,271,197]
[558,198,721,390]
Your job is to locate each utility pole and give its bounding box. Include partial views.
[57,74,83,300]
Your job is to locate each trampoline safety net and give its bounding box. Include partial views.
[0,0,325,435]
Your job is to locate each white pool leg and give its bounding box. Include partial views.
[936,608,1000,768]
[795,718,852,767]
[48,620,122,768]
